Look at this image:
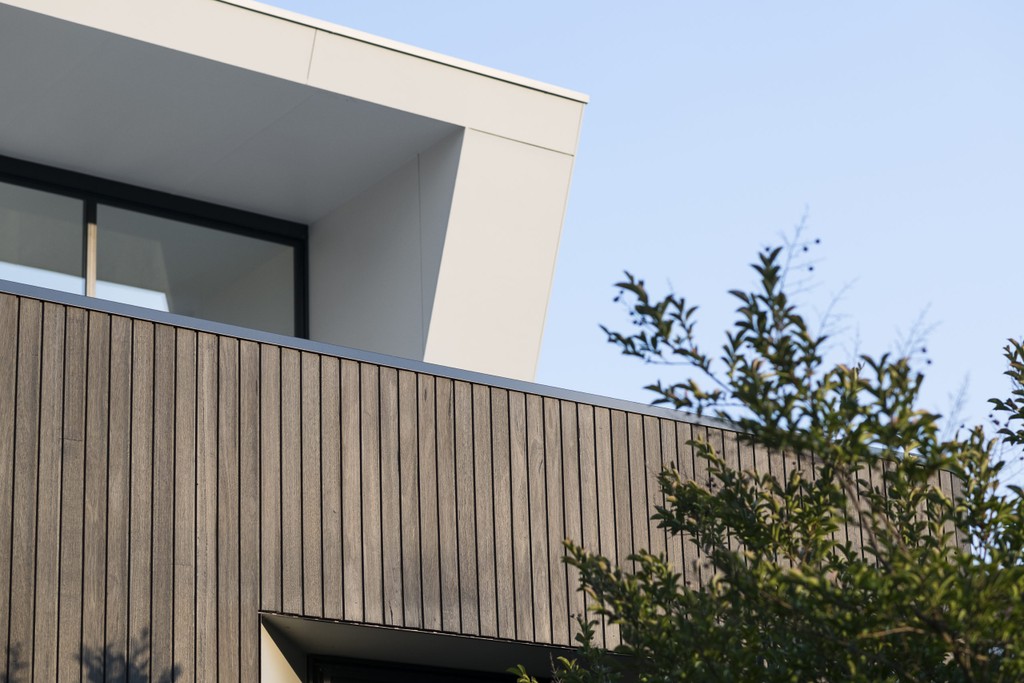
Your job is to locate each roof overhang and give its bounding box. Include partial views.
[0,0,586,224]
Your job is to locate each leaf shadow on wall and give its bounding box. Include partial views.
[1,646,25,683]
[81,629,182,683]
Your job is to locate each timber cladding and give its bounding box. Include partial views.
[0,292,964,681]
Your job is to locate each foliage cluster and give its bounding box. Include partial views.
[517,244,1024,682]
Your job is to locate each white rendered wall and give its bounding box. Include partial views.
[308,131,463,360]
[309,126,575,382]
[423,129,575,380]
[418,130,464,345]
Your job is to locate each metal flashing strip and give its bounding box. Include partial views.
[0,278,737,432]
[214,0,590,105]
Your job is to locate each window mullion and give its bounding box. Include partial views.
[85,199,97,296]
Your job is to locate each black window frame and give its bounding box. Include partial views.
[0,153,309,338]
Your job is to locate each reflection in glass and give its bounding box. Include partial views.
[97,205,295,335]
[0,180,85,294]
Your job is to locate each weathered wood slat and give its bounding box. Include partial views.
[56,306,86,681]
[544,397,568,645]
[626,413,648,560]
[195,332,219,676]
[770,446,793,569]
[81,311,111,680]
[379,366,402,625]
[33,303,65,681]
[721,429,741,556]
[454,380,479,635]
[150,324,176,682]
[526,393,550,643]
[610,410,631,571]
[417,374,442,631]
[737,431,758,560]
[9,299,41,679]
[508,391,534,642]
[473,384,497,638]
[321,356,343,621]
[643,415,666,559]
[259,343,283,613]
[835,461,854,552]
[301,351,324,618]
[561,401,584,642]
[340,359,363,620]
[791,444,812,569]
[721,427,740,472]
[690,425,711,583]
[126,320,154,680]
[0,295,16,678]
[399,370,422,628]
[239,340,262,681]
[673,421,697,588]
[217,337,241,682]
[434,378,460,632]
[593,407,619,648]
[490,387,515,640]
[360,363,383,623]
[753,439,770,478]
[660,419,681,576]
[847,459,869,560]
[280,348,303,614]
[174,327,197,681]
[713,429,732,571]
[751,440,776,564]
[578,404,599,558]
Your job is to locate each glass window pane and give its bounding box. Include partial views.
[0,180,85,294]
[96,205,295,336]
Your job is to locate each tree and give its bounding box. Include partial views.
[515,242,1024,682]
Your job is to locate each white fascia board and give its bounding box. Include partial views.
[307,32,584,155]
[218,0,589,104]
[3,0,587,155]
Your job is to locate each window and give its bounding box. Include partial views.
[0,181,85,295]
[0,157,306,336]
[307,657,535,683]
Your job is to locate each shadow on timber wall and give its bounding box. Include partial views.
[80,629,182,683]
[2,630,181,682]
[0,646,23,683]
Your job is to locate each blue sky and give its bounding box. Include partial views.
[267,1,1023,472]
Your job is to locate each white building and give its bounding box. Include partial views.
[0,0,586,381]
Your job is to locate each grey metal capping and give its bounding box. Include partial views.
[0,278,736,431]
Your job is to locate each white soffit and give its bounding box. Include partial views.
[0,3,465,223]
[0,0,588,223]
[0,0,586,153]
